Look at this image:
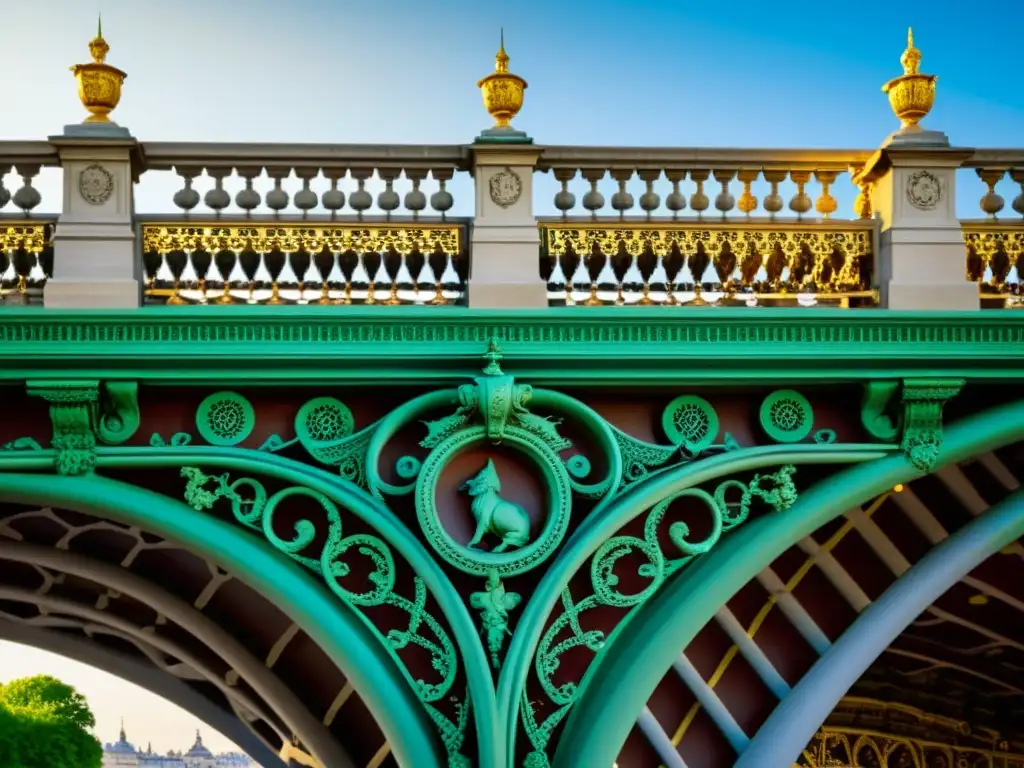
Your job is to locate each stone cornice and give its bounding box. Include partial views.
[0,307,1022,385]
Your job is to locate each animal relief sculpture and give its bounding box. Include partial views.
[459,459,531,553]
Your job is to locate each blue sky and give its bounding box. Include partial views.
[0,0,1022,756]
[3,0,1023,218]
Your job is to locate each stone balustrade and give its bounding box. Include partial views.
[3,136,1023,309]
[535,147,879,307]
[141,142,470,221]
[960,150,1024,308]
[2,23,1022,311]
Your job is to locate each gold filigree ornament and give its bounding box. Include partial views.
[0,225,49,254]
[477,30,527,130]
[881,27,937,131]
[141,224,462,257]
[70,16,126,124]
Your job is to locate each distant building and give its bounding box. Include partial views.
[101,721,257,767]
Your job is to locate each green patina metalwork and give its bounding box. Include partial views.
[900,379,965,471]
[551,398,1024,768]
[21,380,140,475]
[471,570,522,670]
[179,466,471,767]
[0,307,1016,768]
[520,466,799,767]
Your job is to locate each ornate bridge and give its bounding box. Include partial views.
[1,22,1024,768]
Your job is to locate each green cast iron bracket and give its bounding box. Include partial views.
[21,380,140,475]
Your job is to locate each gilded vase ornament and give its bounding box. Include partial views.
[70,16,127,124]
[477,30,527,130]
[881,27,937,131]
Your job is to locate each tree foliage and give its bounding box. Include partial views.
[0,675,102,768]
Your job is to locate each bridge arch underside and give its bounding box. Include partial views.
[605,441,1024,768]
[0,495,400,768]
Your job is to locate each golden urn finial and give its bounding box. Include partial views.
[882,25,937,131]
[71,15,127,124]
[477,29,528,130]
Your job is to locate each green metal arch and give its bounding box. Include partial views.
[499,442,894,764]
[552,398,1024,768]
[0,470,445,768]
[99,444,501,768]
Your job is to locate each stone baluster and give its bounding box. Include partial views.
[404,169,428,221]
[429,168,454,220]
[977,169,1006,220]
[553,168,576,219]
[854,178,873,220]
[610,169,635,219]
[265,168,290,216]
[12,165,42,214]
[172,167,201,213]
[349,169,373,220]
[1012,170,1024,217]
[813,171,838,220]
[788,172,812,220]
[689,170,710,219]
[665,170,686,219]
[713,170,736,219]
[203,167,231,216]
[737,170,759,217]
[235,167,263,217]
[638,170,661,221]
[294,168,319,218]
[581,169,606,219]
[762,170,785,219]
[321,170,346,217]
[377,169,401,220]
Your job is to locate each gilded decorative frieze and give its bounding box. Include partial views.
[543,226,873,260]
[0,223,51,254]
[141,224,463,257]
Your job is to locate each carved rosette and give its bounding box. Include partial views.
[488,167,523,208]
[906,169,941,211]
[78,164,115,205]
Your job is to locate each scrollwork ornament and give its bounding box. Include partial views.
[178,467,470,766]
[522,466,798,765]
[78,163,114,206]
[906,169,941,211]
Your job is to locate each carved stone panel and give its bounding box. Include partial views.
[488,167,522,208]
[79,164,115,206]
[906,169,941,211]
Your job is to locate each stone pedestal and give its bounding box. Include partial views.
[44,124,142,309]
[867,146,977,311]
[467,145,546,308]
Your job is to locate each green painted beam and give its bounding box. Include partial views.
[0,306,1022,384]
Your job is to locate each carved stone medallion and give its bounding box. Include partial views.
[906,169,941,211]
[79,164,115,206]
[488,167,522,208]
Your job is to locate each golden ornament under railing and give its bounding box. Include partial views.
[70,16,127,124]
[477,30,528,130]
[881,27,937,131]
